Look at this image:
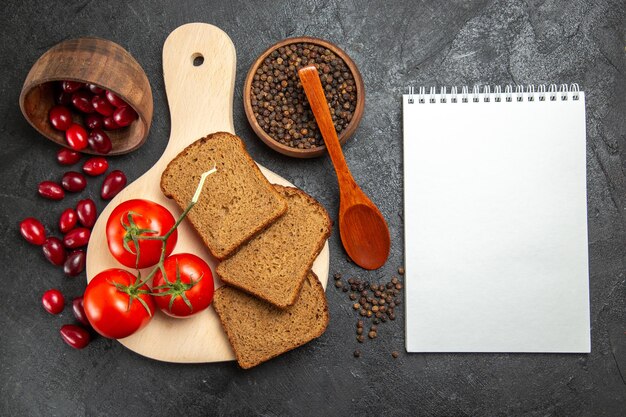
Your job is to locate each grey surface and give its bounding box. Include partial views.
[1,0,625,416]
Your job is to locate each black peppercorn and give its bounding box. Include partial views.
[250,42,357,149]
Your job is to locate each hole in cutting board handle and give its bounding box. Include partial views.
[192,53,204,66]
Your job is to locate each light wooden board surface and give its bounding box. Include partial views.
[85,23,329,363]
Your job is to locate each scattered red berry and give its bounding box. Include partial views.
[105,90,128,107]
[103,116,120,130]
[61,171,87,193]
[62,81,84,93]
[42,237,66,266]
[20,217,46,245]
[82,157,109,176]
[42,289,65,315]
[60,324,91,349]
[63,227,91,249]
[87,84,104,95]
[112,106,137,127]
[87,129,112,154]
[38,181,65,200]
[92,96,114,116]
[71,91,94,113]
[72,297,90,327]
[76,199,97,228]
[85,114,103,130]
[56,148,82,165]
[65,124,88,150]
[59,208,78,233]
[101,170,127,199]
[63,250,85,277]
[49,105,72,131]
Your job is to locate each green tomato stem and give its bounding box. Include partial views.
[127,166,216,292]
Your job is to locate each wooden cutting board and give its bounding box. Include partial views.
[85,23,329,363]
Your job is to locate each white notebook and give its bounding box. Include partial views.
[403,85,590,353]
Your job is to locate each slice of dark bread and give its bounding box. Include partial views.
[160,132,287,260]
[213,272,329,369]
[216,185,332,308]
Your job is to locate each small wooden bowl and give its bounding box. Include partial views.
[243,37,364,158]
[19,37,153,155]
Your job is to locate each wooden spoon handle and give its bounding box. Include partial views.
[298,66,356,188]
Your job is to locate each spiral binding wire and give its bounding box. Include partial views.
[406,84,581,103]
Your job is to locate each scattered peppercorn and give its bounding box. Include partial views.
[354,349,361,358]
[392,351,399,359]
[334,272,342,280]
[398,266,405,275]
[335,272,404,355]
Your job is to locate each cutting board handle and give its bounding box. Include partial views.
[162,23,236,157]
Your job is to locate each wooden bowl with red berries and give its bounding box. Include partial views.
[19,37,153,155]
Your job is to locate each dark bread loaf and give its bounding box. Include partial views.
[216,185,332,308]
[213,272,329,369]
[160,132,287,260]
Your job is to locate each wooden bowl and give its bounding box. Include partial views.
[243,37,364,158]
[19,37,153,155]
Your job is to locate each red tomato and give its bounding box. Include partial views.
[83,268,154,339]
[152,253,214,318]
[106,199,177,269]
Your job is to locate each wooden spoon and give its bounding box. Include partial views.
[298,65,390,270]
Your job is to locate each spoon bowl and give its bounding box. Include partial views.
[340,204,391,269]
[298,65,390,270]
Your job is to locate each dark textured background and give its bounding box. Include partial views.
[1,0,625,416]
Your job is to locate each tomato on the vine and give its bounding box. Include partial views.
[151,253,214,318]
[106,199,177,269]
[83,268,155,339]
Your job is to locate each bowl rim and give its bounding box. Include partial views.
[243,36,365,158]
